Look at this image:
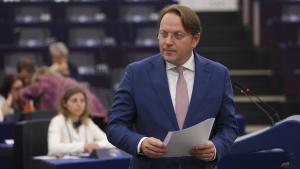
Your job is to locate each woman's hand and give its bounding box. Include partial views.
[84,143,99,153]
[49,62,70,76]
[1,94,13,115]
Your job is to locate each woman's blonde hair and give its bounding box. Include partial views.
[59,86,90,124]
[31,66,59,81]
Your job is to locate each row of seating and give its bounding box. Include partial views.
[242,0,300,47]
[0,112,245,169]
[0,110,54,169]
[0,0,173,48]
[241,0,300,101]
[0,1,175,82]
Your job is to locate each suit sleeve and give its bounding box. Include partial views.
[211,68,239,162]
[106,64,144,156]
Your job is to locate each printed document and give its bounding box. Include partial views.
[163,118,215,157]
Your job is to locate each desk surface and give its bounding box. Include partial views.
[33,156,131,169]
[0,143,13,156]
[218,150,289,169]
[0,122,14,142]
[0,143,13,169]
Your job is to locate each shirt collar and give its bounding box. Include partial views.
[166,52,195,71]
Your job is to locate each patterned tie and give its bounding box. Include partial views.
[175,66,189,129]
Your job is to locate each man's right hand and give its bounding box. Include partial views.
[141,137,167,158]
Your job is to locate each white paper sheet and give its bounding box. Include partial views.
[33,155,81,160]
[163,118,215,157]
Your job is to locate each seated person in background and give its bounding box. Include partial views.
[48,86,114,156]
[0,75,24,121]
[16,57,35,86]
[49,42,79,79]
[20,67,108,123]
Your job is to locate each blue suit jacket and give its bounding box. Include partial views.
[107,52,238,169]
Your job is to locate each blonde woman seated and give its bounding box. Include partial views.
[48,86,114,156]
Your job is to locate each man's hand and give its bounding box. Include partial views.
[141,137,167,158]
[190,141,216,161]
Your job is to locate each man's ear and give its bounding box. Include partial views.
[192,33,201,48]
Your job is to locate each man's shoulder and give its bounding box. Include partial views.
[196,53,229,72]
[127,53,161,69]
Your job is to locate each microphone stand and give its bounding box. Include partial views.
[233,82,281,126]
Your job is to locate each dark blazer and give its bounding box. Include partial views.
[67,61,79,80]
[107,52,238,169]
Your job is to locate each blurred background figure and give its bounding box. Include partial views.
[20,67,108,126]
[49,42,79,80]
[0,75,24,121]
[47,86,113,156]
[16,57,35,86]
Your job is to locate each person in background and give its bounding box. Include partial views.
[49,42,79,79]
[16,57,35,86]
[48,86,114,156]
[20,67,108,124]
[107,4,238,169]
[0,75,24,121]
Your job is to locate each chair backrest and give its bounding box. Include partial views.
[0,122,14,143]
[13,119,50,169]
[4,54,43,74]
[69,28,105,47]
[20,109,55,121]
[17,28,50,47]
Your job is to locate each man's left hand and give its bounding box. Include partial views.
[190,141,216,161]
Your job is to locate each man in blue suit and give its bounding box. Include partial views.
[107,4,238,169]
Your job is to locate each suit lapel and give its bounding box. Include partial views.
[149,56,179,130]
[183,53,212,128]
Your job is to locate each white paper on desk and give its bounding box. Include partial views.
[33,155,81,160]
[163,118,215,157]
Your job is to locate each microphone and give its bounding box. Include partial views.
[233,81,281,126]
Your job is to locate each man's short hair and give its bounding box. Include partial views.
[158,4,201,35]
[16,57,35,73]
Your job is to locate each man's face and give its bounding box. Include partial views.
[18,69,32,85]
[52,53,67,65]
[158,12,200,66]
[11,79,23,99]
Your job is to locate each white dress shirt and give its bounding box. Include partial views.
[166,53,195,109]
[167,54,216,160]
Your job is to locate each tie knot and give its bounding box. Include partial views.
[176,66,184,74]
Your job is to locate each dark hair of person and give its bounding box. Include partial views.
[0,74,19,98]
[0,74,23,111]
[158,4,202,35]
[16,57,35,74]
[59,86,89,124]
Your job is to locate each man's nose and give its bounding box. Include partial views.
[165,35,174,45]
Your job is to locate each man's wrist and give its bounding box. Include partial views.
[137,137,148,154]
